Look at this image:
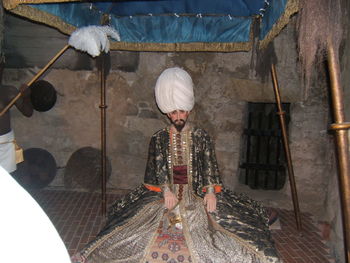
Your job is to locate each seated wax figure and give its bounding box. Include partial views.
[0,65,33,173]
[73,68,282,263]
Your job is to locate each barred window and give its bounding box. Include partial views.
[239,102,290,190]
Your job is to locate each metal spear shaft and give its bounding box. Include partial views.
[271,64,302,231]
[327,41,350,263]
[0,45,70,117]
[99,53,107,216]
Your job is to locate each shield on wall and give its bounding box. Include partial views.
[64,146,112,192]
[12,147,57,189]
[29,80,57,112]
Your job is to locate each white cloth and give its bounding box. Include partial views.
[0,166,71,263]
[155,67,194,113]
[0,130,16,173]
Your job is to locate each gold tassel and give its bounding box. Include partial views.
[14,140,24,164]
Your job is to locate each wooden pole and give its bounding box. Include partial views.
[0,44,70,117]
[99,53,107,216]
[327,41,350,263]
[271,64,302,231]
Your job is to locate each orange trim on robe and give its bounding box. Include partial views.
[144,184,162,192]
[145,184,222,193]
[202,185,222,194]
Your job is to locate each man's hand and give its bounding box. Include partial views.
[164,190,178,210]
[204,193,217,212]
[19,84,30,97]
[19,84,28,92]
[13,84,33,117]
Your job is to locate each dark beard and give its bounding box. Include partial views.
[173,119,186,132]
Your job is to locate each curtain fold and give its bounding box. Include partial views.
[3,0,299,52]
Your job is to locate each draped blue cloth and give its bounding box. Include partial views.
[92,0,265,17]
[28,0,288,44]
[111,16,251,43]
[260,0,289,40]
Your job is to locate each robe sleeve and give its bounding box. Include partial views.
[143,132,169,192]
[201,131,222,193]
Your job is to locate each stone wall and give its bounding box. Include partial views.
[0,2,4,61]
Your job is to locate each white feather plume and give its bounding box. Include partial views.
[68,26,121,57]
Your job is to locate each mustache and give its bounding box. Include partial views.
[174,119,185,123]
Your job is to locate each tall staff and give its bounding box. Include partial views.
[99,53,108,216]
[0,25,120,217]
[327,41,350,263]
[0,45,69,117]
[0,26,120,117]
[271,64,302,231]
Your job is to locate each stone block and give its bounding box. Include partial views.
[110,51,139,72]
[123,116,167,137]
[215,132,240,153]
[109,154,147,190]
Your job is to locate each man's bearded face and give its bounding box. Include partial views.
[167,110,190,132]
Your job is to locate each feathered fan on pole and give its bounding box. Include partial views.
[1,25,120,216]
[0,25,120,116]
[68,25,121,216]
[69,26,120,57]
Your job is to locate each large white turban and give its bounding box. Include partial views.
[155,67,194,114]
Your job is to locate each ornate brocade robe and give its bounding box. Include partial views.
[75,126,281,263]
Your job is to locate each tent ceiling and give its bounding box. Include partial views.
[89,1,266,17]
[3,0,299,52]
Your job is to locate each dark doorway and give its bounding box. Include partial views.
[239,102,290,190]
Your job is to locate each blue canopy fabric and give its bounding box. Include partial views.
[3,0,299,52]
[91,1,266,17]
